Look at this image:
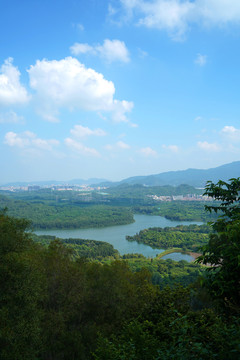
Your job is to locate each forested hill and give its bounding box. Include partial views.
[102,161,240,187]
[105,183,203,197]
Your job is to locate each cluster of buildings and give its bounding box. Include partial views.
[0,184,105,192]
[147,194,212,201]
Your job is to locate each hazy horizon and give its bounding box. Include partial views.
[1,1,240,183]
[1,160,238,185]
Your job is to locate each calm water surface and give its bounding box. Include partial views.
[36,214,202,261]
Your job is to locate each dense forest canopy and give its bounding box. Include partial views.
[0,178,239,359]
[0,183,215,229]
[0,194,134,229]
[126,224,210,251]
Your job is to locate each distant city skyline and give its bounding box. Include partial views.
[1,1,240,182]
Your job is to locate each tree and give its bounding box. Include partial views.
[0,210,44,360]
[197,178,240,313]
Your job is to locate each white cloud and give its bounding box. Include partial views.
[197,141,220,151]
[65,137,100,157]
[119,0,194,39]
[194,115,203,121]
[138,0,193,39]
[197,0,240,24]
[4,131,59,151]
[117,0,240,39]
[41,113,60,123]
[70,124,107,138]
[70,43,94,55]
[116,140,130,149]
[111,99,134,122]
[5,131,31,148]
[129,122,138,128]
[0,58,30,106]
[70,39,130,63]
[31,137,59,150]
[104,140,130,151]
[221,125,240,142]
[28,57,133,123]
[195,53,207,66]
[139,146,157,156]
[97,39,130,63]
[0,110,24,124]
[162,144,179,152]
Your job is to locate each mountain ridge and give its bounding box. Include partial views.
[1,161,239,188]
[117,161,240,187]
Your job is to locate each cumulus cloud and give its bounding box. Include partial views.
[139,146,157,156]
[97,39,130,63]
[221,125,240,142]
[70,43,94,55]
[4,131,59,151]
[117,0,194,39]
[65,137,100,157]
[195,53,207,66]
[162,144,179,152]
[104,140,130,151]
[111,99,134,122]
[197,141,220,151]
[0,110,24,124]
[70,39,130,63]
[116,140,130,149]
[116,0,240,39]
[41,113,60,123]
[70,125,106,138]
[0,58,30,106]
[28,57,133,123]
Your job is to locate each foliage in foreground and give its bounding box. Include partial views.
[94,290,240,360]
[197,178,240,313]
[34,234,204,288]
[0,211,154,359]
[1,175,240,359]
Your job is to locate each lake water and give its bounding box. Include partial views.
[36,214,202,261]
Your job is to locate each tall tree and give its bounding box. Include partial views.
[0,210,44,360]
[197,178,240,313]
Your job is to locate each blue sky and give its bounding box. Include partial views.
[1,0,240,183]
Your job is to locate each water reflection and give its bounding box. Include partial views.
[36,214,201,261]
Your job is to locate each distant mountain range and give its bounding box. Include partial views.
[1,161,240,188]
[1,178,108,187]
[98,161,240,188]
[119,161,240,187]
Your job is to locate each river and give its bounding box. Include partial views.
[36,214,202,261]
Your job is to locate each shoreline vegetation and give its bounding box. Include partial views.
[126,224,210,254]
[1,177,240,359]
[156,248,202,262]
[0,190,210,265]
[0,185,216,230]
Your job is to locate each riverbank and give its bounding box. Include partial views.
[157,248,201,262]
[36,214,202,260]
